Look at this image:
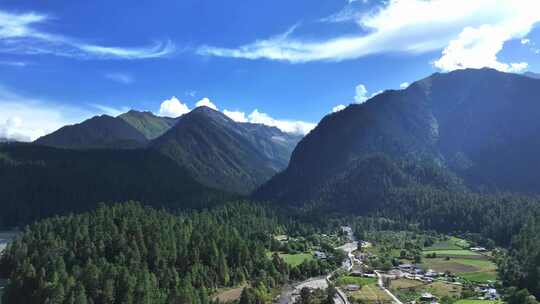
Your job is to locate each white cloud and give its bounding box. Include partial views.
[433,25,529,73]
[198,0,540,70]
[157,96,315,135]
[510,62,529,72]
[0,85,93,141]
[332,104,346,112]
[223,109,248,122]
[105,73,134,84]
[247,109,316,135]
[521,38,531,45]
[158,96,190,118]
[195,97,218,110]
[0,10,175,60]
[222,108,314,135]
[400,82,410,89]
[354,84,368,103]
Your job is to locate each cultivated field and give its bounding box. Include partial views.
[390,279,462,301]
[336,276,377,287]
[350,283,394,304]
[421,256,497,283]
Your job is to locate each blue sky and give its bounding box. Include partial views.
[0,0,539,140]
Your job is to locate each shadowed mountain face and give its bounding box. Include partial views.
[152,106,301,194]
[35,115,148,149]
[0,143,231,226]
[255,68,540,206]
[119,110,178,139]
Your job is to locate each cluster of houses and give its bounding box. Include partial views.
[394,264,445,282]
[475,286,500,300]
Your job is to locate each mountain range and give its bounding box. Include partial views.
[34,106,301,194]
[7,68,540,223]
[255,68,540,208]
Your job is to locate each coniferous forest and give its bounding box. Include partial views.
[0,202,346,304]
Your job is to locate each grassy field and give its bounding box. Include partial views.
[423,249,481,257]
[336,276,377,286]
[266,251,314,267]
[459,271,497,283]
[424,237,470,251]
[279,253,314,267]
[425,241,462,251]
[350,283,393,304]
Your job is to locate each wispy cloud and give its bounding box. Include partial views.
[0,10,175,60]
[319,2,363,23]
[198,0,539,72]
[0,60,28,67]
[89,104,131,117]
[105,73,134,84]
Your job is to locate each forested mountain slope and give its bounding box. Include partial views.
[0,144,231,226]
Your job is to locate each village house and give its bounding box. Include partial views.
[470,246,488,252]
[314,251,327,259]
[420,292,438,302]
[350,270,364,277]
[399,264,414,271]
